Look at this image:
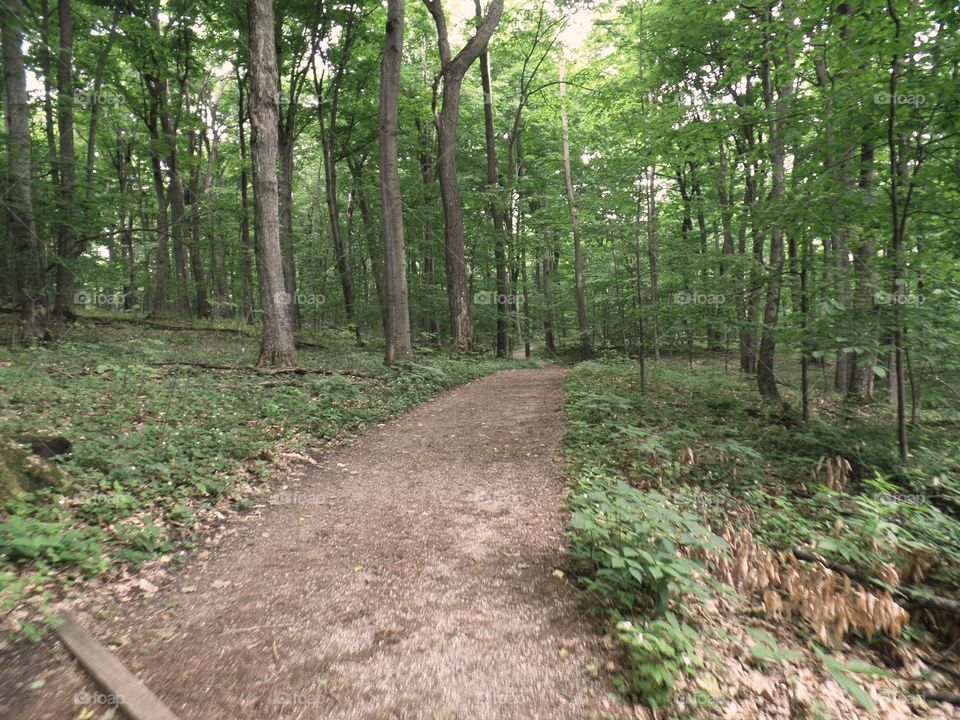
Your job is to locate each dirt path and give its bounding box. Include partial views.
[2,367,632,720]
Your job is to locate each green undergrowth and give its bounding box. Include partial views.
[0,317,538,626]
[562,357,960,707]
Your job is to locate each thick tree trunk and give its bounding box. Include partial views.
[379,0,413,364]
[423,0,504,352]
[3,0,49,343]
[559,57,590,360]
[246,0,298,367]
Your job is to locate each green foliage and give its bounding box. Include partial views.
[569,477,723,614]
[813,645,888,711]
[613,613,701,707]
[564,357,960,705]
[0,322,516,591]
[564,361,725,704]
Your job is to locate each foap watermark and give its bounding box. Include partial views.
[273,291,325,307]
[469,691,520,706]
[673,291,725,306]
[74,691,124,707]
[73,88,121,107]
[473,291,524,306]
[76,491,130,507]
[74,290,124,308]
[874,290,924,307]
[873,91,930,107]
[875,492,926,505]
[271,689,326,706]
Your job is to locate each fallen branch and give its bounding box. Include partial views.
[792,549,960,616]
[147,361,377,381]
[86,316,326,348]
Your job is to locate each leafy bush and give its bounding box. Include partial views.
[614,614,701,707]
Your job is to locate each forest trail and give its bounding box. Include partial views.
[6,367,632,720]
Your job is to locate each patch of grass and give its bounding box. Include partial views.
[0,318,524,626]
[562,356,960,706]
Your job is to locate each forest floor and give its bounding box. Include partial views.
[1,365,637,719]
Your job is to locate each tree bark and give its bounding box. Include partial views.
[278,126,300,330]
[885,1,909,463]
[423,0,505,352]
[246,0,298,367]
[756,19,793,404]
[559,57,590,360]
[3,0,49,343]
[236,68,255,323]
[474,0,509,358]
[379,0,414,365]
[53,0,78,320]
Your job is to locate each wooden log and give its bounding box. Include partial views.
[53,611,180,720]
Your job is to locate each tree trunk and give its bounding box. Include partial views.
[559,57,590,360]
[246,0,298,367]
[3,0,49,343]
[53,0,78,320]
[147,130,171,317]
[646,165,660,361]
[474,0,509,358]
[379,0,413,365]
[885,3,909,463]
[756,29,792,404]
[237,69,255,323]
[278,126,300,330]
[423,0,504,352]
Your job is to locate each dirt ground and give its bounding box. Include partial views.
[0,367,635,720]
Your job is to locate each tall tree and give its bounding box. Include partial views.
[422,0,505,351]
[3,0,49,343]
[559,56,590,360]
[246,0,298,367]
[474,0,510,357]
[379,0,413,364]
[53,0,78,319]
